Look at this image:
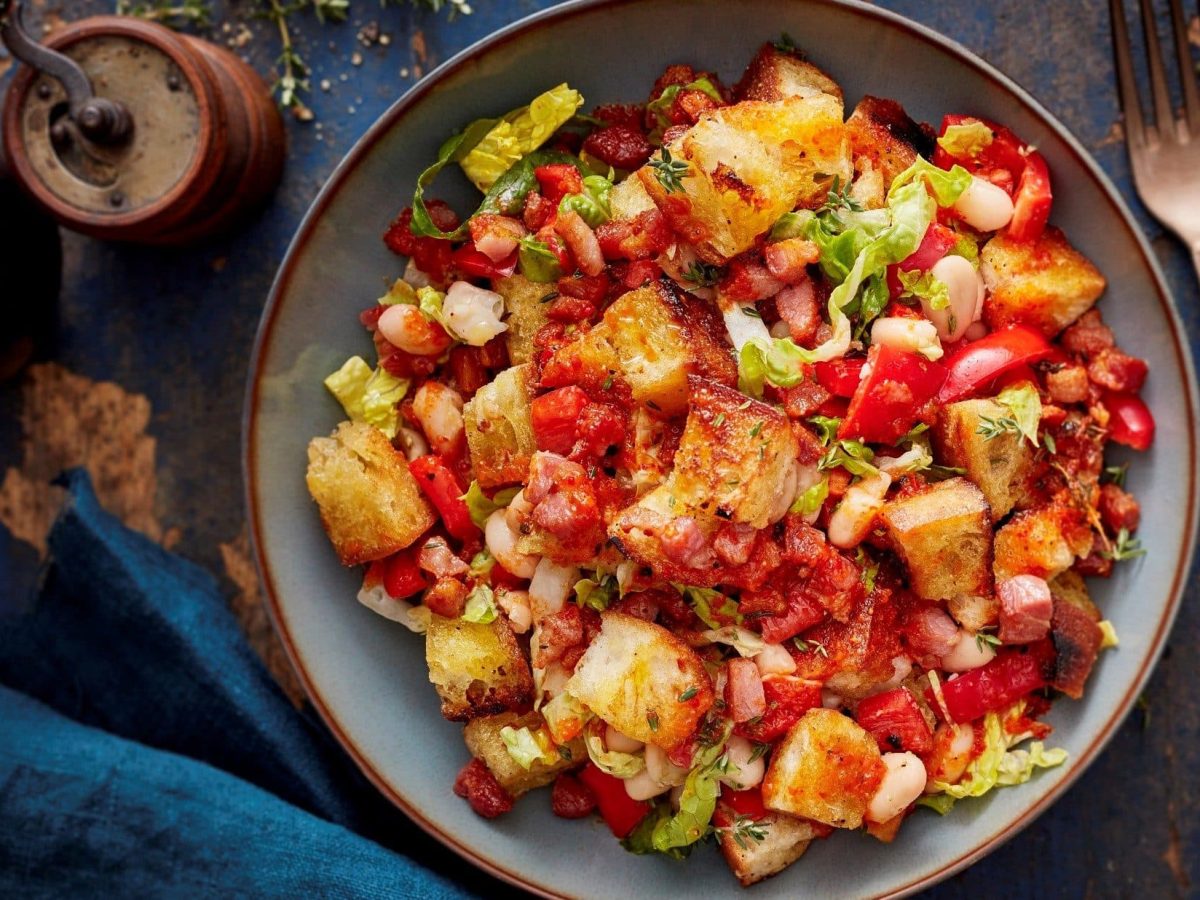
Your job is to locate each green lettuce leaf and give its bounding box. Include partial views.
[1099,619,1119,649]
[517,235,563,283]
[898,268,950,310]
[379,278,417,306]
[679,586,741,629]
[417,286,446,324]
[460,84,584,191]
[621,803,693,859]
[542,691,592,744]
[323,356,409,439]
[499,724,557,769]
[462,584,498,624]
[646,77,722,139]
[996,381,1043,447]
[558,174,613,227]
[700,626,765,658]
[574,574,618,612]
[937,121,994,159]
[468,548,495,579]
[462,481,520,529]
[584,719,644,778]
[650,722,732,852]
[789,477,829,516]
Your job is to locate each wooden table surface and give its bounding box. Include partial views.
[1,0,1198,896]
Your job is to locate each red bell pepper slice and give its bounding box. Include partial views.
[577,764,651,839]
[534,163,584,206]
[814,355,867,398]
[452,244,518,280]
[886,222,958,298]
[936,325,1054,403]
[855,688,933,755]
[714,787,768,826]
[927,644,1053,724]
[733,676,824,743]
[531,385,590,454]
[1007,151,1053,243]
[839,345,947,444]
[409,454,477,541]
[1103,391,1156,451]
[382,546,428,599]
[933,115,1028,180]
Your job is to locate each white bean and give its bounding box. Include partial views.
[827,471,891,549]
[496,589,532,634]
[484,510,538,578]
[441,281,508,347]
[766,458,801,525]
[411,382,464,457]
[821,689,843,709]
[623,767,671,801]
[504,489,533,531]
[528,558,578,620]
[963,321,989,342]
[397,426,428,462]
[870,316,943,360]
[867,752,928,823]
[754,643,798,677]
[952,176,1015,232]
[718,736,766,791]
[925,256,984,343]
[377,303,451,356]
[605,725,645,754]
[644,743,689,787]
[721,304,772,353]
[941,629,998,672]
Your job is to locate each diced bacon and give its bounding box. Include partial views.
[806,549,864,622]
[523,192,556,231]
[733,676,823,743]
[855,688,933,755]
[424,577,468,618]
[525,451,589,505]
[725,658,768,723]
[1087,348,1149,393]
[1050,600,1103,698]
[765,238,820,284]
[534,604,585,668]
[998,575,1054,644]
[555,210,605,276]
[779,377,832,422]
[1099,483,1141,532]
[534,164,584,206]
[469,214,527,263]
[1045,365,1089,404]
[901,604,960,662]
[556,271,611,306]
[546,294,597,324]
[1060,309,1114,357]
[454,758,514,819]
[610,589,663,623]
[774,279,820,344]
[713,522,758,566]
[781,516,827,567]
[417,538,469,578]
[593,103,646,131]
[757,584,827,644]
[660,516,716,569]
[531,490,601,543]
[582,125,654,170]
[719,257,786,302]
[551,773,597,819]
[595,209,673,260]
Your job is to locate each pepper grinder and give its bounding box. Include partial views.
[0,0,285,244]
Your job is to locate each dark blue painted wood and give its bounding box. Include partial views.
[1,1,1196,896]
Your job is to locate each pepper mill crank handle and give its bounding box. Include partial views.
[0,0,133,144]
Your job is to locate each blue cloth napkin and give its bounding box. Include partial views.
[0,470,499,898]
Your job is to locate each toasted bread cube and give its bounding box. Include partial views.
[608,175,657,221]
[306,421,436,566]
[947,594,1000,632]
[463,711,584,797]
[426,613,533,722]
[934,397,1036,521]
[1048,570,1100,620]
[464,364,536,488]
[981,228,1106,337]
[565,611,714,749]
[880,478,993,600]
[845,96,934,188]
[733,43,843,103]
[717,810,820,886]
[543,280,736,415]
[493,274,552,365]
[636,95,851,264]
[607,485,723,585]
[993,503,1093,581]
[763,708,884,830]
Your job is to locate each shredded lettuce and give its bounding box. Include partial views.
[542,690,592,744]
[416,286,446,324]
[937,121,994,159]
[517,235,563,283]
[678,586,741,630]
[650,721,732,852]
[621,803,693,859]
[558,174,613,227]
[920,702,1067,814]
[574,574,617,612]
[468,548,495,579]
[948,233,980,264]
[379,278,417,306]
[500,724,558,769]
[462,481,520,529]
[584,719,644,778]
[323,356,409,439]
[790,477,829,516]
[819,439,878,477]
[898,269,950,310]
[462,584,498,624]
[460,84,584,191]
[1099,620,1119,649]
[996,381,1043,447]
[647,77,722,139]
[769,209,815,242]
[700,626,765,658]
[877,440,934,475]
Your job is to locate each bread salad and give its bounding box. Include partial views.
[305,39,1152,885]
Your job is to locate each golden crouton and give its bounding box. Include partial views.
[493,274,552,366]
[993,503,1093,581]
[717,809,820,886]
[565,611,714,750]
[426,613,533,722]
[305,421,436,566]
[1048,570,1100,620]
[879,478,993,600]
[608,175,657,221]
[463,364,536,488]
[733,42,843,103]
[934,397,1036,521]
[845,96,935,188]
[947,594,1000,632]
[763,708,884,830]
[636,95,851,264]
[981,228,1107,337]
[543,280,736,416]
[462,711,584,797]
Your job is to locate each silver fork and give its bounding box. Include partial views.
[1110,0,1200,277]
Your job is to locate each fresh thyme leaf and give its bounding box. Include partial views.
[1101,527,1146,562]
[539,291,559,303]
[977,415,1022,440]
[1103,463,1129,487]
[819,175,864,214]
[749,420,764,438]
[718,815,771,852]
[1043,431,1057,455]
[647,710,661,732]
[773,32,798,53]
[650,147,689,194]
[679,686,699,702]
[792,638,828,658]
[747,742,771,764]
[713,412,726,427]
[975,628,1002,652]
[683,261,720,287]
[741,306,762,318]
[602,375,614,390]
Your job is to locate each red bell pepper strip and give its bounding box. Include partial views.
[927,644,1053,724]
[409,454,477,541]
[886,222,959,298]
[1007,151,1053,243]
[382,546,428,598]
[936,325,1054,403]
[577,764,651,839]
[814,356,867,398]
[839,345,947,444]
[1103,391,1156,451]
[855,688,933,755]
[451,244,518,280]
[530,385,590,454]
[713,787,768,826]
[534,163,584,206]
[733,676,824,743]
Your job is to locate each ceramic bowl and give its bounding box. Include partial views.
[245,1,1200,895]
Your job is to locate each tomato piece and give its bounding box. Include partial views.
[452,243,518,280]
[714,787,768,826]
[382,546,428,598]
[756,588,826,644]
[577,764,651,838]
[814,355,867,398]
[839,345,946,444]
[855,688,933,755]
[531,385,590,454]
[409,454,477,541]
[927,644,1053,724]
[937,325,1054,403]
[489,562,527,590]
[933,115,1027,180]
[551,773,598,819]
[733,676,823,743]
[534,164,584,206]
[1103,391,1156,451]
[1007,151,1052,242]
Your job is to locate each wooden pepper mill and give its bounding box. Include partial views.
[1,0,285,244]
